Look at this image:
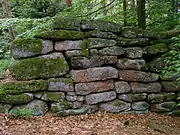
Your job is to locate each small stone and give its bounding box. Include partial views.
[72,102,83,109]
[85,91,116,105]
[10,99,48,116]
[132,101,149,111]
[67,92,76,96]
[118,93,147,102]
[55,40,83,51]
[99,46,125,56]
[130,82,161,93]
[66,95,77,102]
[119,70,159,82]
[161,81,180,92]
[0,103,12,113]
[116,59,145,70]
[75,80,114,95]
[90,49,99,55]
[41,92,65,102]
[77,96,85,102]
[48,78,74,92]
[70,67,118,82]
[115,81,131,94]
[125,47,143,58]
[89,38,116,49]
[100,100,131,113]
[150,102,176,112]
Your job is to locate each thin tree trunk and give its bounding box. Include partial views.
[2,0,15,41]
[123,0,127,26]
[103,0,107,16]
[65,0,72,7]
[137,0,146,29]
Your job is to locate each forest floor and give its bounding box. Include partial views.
[0,112,180,135]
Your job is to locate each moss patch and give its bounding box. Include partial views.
[35,30,85,40]
[145,43,167,56]
[10,54,69,80]
[41,92,65,102]
[1,80,47,94]
[51,100,72,113]
[11,38,42,54]
[0,93,33,105]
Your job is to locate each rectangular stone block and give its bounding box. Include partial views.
[70,56,117,69]
[85,91,116,105]
[70,67,118,82]
[118,70,159,82]
[75,80,114,95]
[89,38,116,49]
[130,82,162,93]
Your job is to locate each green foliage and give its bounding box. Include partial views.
[0,59,11,73]
[8,108,32,118]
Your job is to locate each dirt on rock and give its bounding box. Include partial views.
[0,112,180,135]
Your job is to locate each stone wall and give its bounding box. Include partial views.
[0,18,179,116]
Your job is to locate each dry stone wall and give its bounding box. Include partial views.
[0,18,179,116]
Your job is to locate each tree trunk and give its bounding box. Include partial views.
[1,0,15,41]
[103,0,107,16]
[123,0,127,26]
[137,0,146,29]
[65,0,72,7]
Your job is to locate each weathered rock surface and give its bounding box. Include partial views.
[2,80,47,94]
[89,38,116,49]
[70,67,118,82]
[10,53,69,80]
[118,93,147,102]
[40,92,65,102]
[121,27,144,38]
[125,47,143,58]
[144,43,168,56]
[117,38,149,47]
[48,78,74,92]
[100,100,131,113]
[55,40,83,51]
[11,38,53,59]
[130,82,161,93]
[85,31,117,39]
[147,93,176,103]
[85,91,116,104]
[70,56,117,69]
[10,100,48,116]
[51,101,72,113]
[161,81,180,92]
[75,80,114,95]
[119,70,159,82]
[132,101,149,111]
[116,59,145,70]
[52,105,98,116]
[65,50,89,58]
[115,81,131,94]
[99,46,125,56]
[151,102,177,112]
[0,93,33,105]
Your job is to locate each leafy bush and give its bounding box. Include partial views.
[0,59,11,73]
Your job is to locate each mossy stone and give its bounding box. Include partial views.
[35,30,84,40]
[41,92,65,102]
[10,53,69,80]
[52,16,81,30]
[1,80,47,94]
[0,93,33,105]
[51,100,72,113]
[144,43,168,56]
